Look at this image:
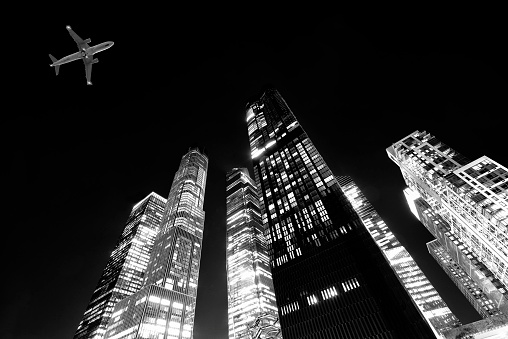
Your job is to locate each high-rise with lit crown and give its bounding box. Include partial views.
[103,148,208,339]
[73,192,167,339]
[226,168,280,339]
[245,88,435,338]
[387,131,508,318]
[337,175,461,337]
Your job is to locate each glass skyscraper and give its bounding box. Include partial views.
[226,168,280,339]
[387,131,508,317]
[103,148,208,339]
[245,88,435,338]
[73,192,167,339]
[337,175,461,337]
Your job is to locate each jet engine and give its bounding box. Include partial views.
[92,59,99,64]
[84,38,91,44]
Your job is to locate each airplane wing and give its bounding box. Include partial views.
[66,25,90,50]
[84,56,93,85]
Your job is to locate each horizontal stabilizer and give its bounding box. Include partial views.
[49,54,59,75]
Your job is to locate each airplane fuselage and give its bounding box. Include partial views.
[50,26,113,85]
[50,41,114,67]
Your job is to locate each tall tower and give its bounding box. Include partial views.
[337,175,461,337]
[103,148,208,339]
[387,131,508,317]
[226,168,280,339]
[245,88,435,338]
[73,192,167,339]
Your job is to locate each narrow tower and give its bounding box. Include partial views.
[73,192,167,339]
[103,148,208,339]
[245,88,435,338]
[337,175,461,337]
[226,168,280,339]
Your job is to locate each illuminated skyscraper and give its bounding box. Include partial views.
[337,175,461,337]
[226,168,280,339]
[73,192,167,339]
[387,131,508,317]
[427,239,503,318]
[245,88,435,338]
[103,148,208,339]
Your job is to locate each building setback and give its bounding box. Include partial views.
[427,239,503,318]
[245,88,435,338]
[73,192,167,339]
[103,148,208,339]
[226,168,280,338]
[387,131,508,317]
[337,175,461,337]
[443,313,508,339]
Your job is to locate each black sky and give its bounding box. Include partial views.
[5,5,507,339]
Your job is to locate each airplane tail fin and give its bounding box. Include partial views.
[49,54,59,75]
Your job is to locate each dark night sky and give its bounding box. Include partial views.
[5,5,507,339]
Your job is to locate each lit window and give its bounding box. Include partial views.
[307,294,318,305]
[168,327,180,336]
[321,286,338,300]
[149,296,161,303]
[342,277,360,292]
[169,321,180,328]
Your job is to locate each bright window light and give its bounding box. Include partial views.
[246,108,255,122]
[149,296,161,303]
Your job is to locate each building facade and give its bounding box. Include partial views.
[406,189,508,316]
[226,168,280,339]
[443,313,508,339]
[74,192,167,339]
[387,131,508,317]
[245,88,436,338]
[427,239,503,318]
[337,175,461,337]
[103,148,208,339]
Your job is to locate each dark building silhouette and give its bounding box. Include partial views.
[245,88,436,338]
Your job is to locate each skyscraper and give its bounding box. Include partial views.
[103,148,208,339]
[245,88,436,338]
[226,168,280,339]
[73,192,167,339]
[407,189,508,316]
[337,175,461,337]
[387,130,508,317]
[427,239,503,318]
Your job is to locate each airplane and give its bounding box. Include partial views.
[49,26,114,85]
